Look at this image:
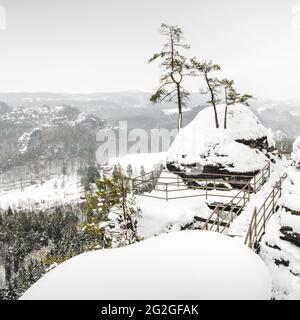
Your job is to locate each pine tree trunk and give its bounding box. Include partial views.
[177,83,183,130]
[205,74,219,129]
[224,105,228,129]
[212,104,219,129]
[224,87,228,129]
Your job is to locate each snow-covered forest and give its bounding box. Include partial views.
[1,1,300,302]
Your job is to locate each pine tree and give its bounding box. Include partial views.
[112,165,119,178]
[219,78,253,129]
[149,24,191,130]
[84,166,141,248]
[7,206,13,216]
[126,164,133,177]
[190,58,221,128]
[140,166,146,176]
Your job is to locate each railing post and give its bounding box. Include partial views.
[247,183,251,201]
[166,183,168,201]
[253,175,256,194]
[263,203,266,233]
[205,179,208,200]
[151,172,155,190]
[216,207,220,232]
[254,207,257,242]
[205,222,208,231]
[279,178,283,197]
[268,162,271,178]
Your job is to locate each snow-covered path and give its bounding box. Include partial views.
[228,161,288,238]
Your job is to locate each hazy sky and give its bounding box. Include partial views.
[0,0,300,99]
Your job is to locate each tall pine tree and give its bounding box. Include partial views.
[149,24,191,130]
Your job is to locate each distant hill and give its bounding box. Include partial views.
[0,101,12,114]
[0,92,299,138]
[0,104,106,170]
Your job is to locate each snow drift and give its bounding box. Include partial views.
[292,136,300,165]
[260,163,300,299]
[21,231,271,300]
[167,104,275,173]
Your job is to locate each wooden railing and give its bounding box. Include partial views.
[244,173,287,250]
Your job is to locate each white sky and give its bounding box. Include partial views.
[0,0,300,99]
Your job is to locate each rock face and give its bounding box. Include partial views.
[167,104,276,179]
[260,137,300,300]
[18,128,43,154]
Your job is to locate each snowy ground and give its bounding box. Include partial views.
[109,152,167,176]
[228,160,287,238]
[137,195,211,238]
[136,170,245,238]
[0,175,83,210]
[21,231,271,300]
[0,152,167,210]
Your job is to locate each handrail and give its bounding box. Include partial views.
[201,180,251,232]
[132,162,270,206]
[244,173,287,249]
[199,162,271,233]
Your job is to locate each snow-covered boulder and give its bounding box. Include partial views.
[21,231,271,300]
[260,166,300,299]
[167,104,275,174]
[292,136,300,167]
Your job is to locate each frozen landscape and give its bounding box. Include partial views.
[1,102,299,300]
[1,1,300,303]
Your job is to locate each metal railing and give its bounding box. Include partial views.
[132,162,270,202]
[244,173,287,250]
[132,162,274,240]
[200,181,251,233]
[250,162,271,193]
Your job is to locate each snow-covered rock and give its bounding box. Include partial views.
[167,104,275,173]
[260,163,300,299]
[292,136,300,166]
[21,231,271,300]
[18,128,42,154]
